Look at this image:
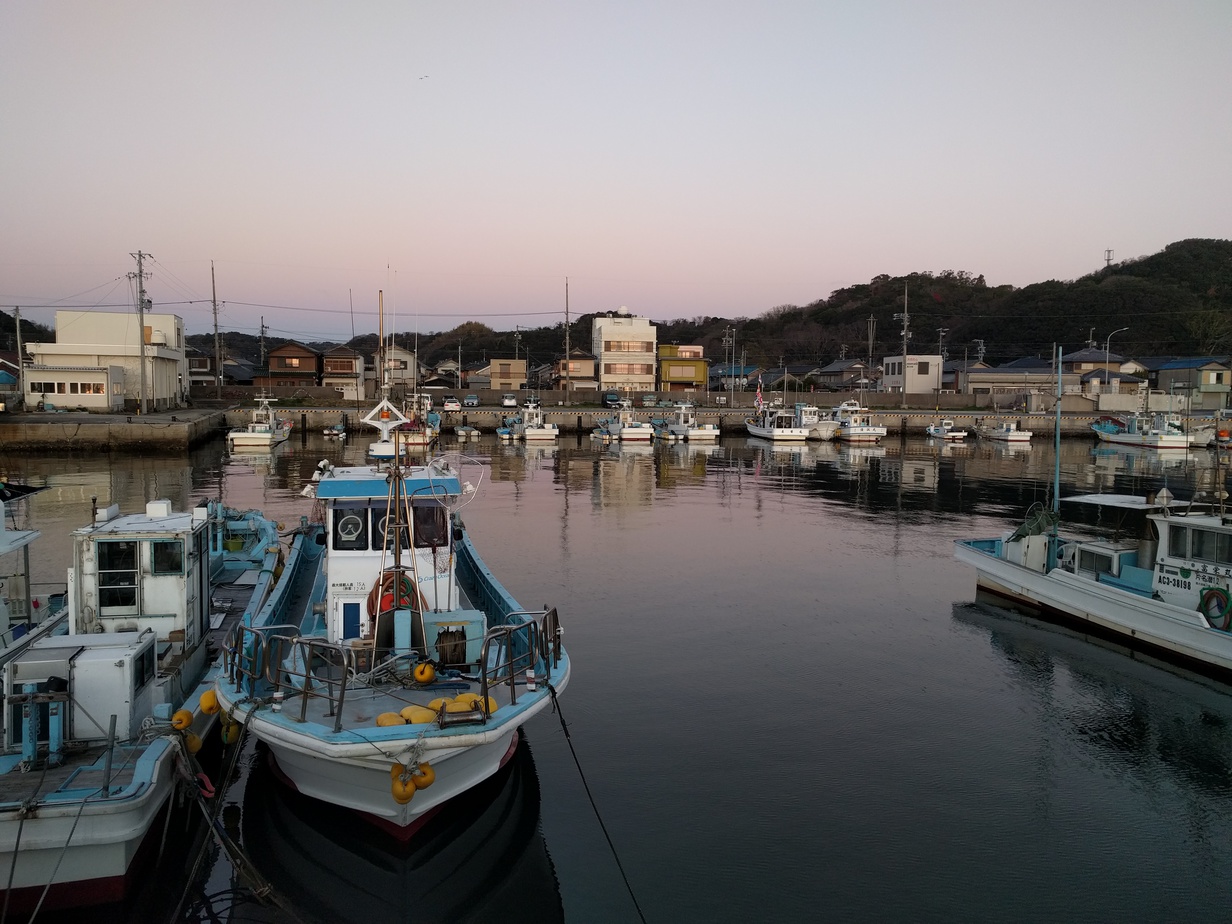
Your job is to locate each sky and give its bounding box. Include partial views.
[1,1,1229,343]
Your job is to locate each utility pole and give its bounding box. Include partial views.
[130,251,151,414]
[867,314,876,368]
[211,261,222,399]
[564,277,571,401]
[457,340,462,389]
[259,317,267,369]
[893,283,910,409]
[14,308,24,410]
[936,328,948,394]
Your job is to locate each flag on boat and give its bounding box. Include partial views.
[755,375,763,411]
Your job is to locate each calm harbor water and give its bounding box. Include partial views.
[5,432,1232,923]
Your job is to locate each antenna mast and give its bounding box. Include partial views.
[211,261,222,399]
[893,283,910,409]
[564,277,571,401]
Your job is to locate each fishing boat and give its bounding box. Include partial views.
[453,424,479,440]
[925,418,968,440]
[831,400,887,443]
[398,392,441,448]
[957,348,1232,680]
[226,395,292,451]
[608,402,654,442]
[793,404,840,441]
[955,489,1232,679]
[0,489,69,669]
[976,419,1033,443]
[323,421,347,440]
[0,497,308,913]
[664,403,720,442]
[511,398,559,441]
[745,406,808,441]
[214,434,571,839]
[1090,412,1211,449]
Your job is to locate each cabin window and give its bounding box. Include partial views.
[151,539,183,575]
[372,510,410,552]
[1169,525,1188,558]
[1078,549,1113,574]
[1188,528,1232,564]
[97,541,138,610]
[332,503,369,551]
[412,505,448,549]
[133,644,155,693]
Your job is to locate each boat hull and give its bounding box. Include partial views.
[954,540,1232,678]
[745,423,808,441]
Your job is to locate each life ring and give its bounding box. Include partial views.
[1199,587,1232,630]
[366,570,423,617]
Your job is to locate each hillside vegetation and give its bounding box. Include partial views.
[165,238,1231,369]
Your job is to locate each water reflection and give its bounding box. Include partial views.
[954,600,1232,797]
[211,737,563,924]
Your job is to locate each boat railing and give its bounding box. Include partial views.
[478,616,543,710]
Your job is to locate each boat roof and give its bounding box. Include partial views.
[315,461,461,499]
[1063,493,1161,510]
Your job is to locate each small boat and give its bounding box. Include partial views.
[665,403,721,442]
[926,418,968,440]
[793,404,840,441]
[0,498,307,913]
[511,398,559,441]
[608,402,653,442]
[214,433,571,839]
[454,424,479,440]
[1091,412,1212,449]
[831,400,887,443]
[977,419,1033,443]
[495,414,520,441]
[745,406,808,441]
[397,392,441,448]
[227,394,292,450]
[323,421,347,440]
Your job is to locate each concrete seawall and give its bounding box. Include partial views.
[0,405,1125,452]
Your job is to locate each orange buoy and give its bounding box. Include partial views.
[390,762,406,780]
[400,705,438,724]
[376,712,406,727]
[391,776,416,804]
[428,697,450,712]
[200,690,220,715]
[412,761,436,789]
[171,709,194,730]
[185,732,203,754]
[413,662,436,684]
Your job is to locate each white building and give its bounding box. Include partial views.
[593,308,657,394]
[26,310,187,411]
[880,353,945,396]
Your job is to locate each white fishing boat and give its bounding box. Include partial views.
[925,418,968,440]
[512,398,559,441]
[323,421,347,440]
[0,498,307,914]
[977,419,1033,443]
[453,424,479,440]
[745,407,808,441]
[214,437,570,839]
[794,404,840,441]
[664,403,720,442]
[226,395,292,450]
[0,488,69,670]
[1091,412,1211,449]
[608,402,654,442]
[831,400,887,443]
[398,392,441,448]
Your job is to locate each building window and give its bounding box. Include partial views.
[917,361,930,376]
[604,340,654,352]
[604,363,654,375]
[98,540,139,611]
[281,357,300,368]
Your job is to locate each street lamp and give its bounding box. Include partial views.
[1104,327,1128,393]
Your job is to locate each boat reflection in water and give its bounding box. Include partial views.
[955,599,1232,794]
[238,735,563,924]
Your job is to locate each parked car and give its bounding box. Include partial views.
[441,395,461,411]
[463,394,479,407]
[501,393,518,408]
[602,391,622,408]
[641,393,658,407]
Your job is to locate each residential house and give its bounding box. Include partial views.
[322,346,365,401]
[551,347,598,392]
[816,359,874,391]
[941,359,990,392]
[1138,357,1231,412]
[958,357,1081,406]
[255,341,321,390]
[657,344,708,392]
[485,356,527,392]
[25,309,187,411]
[593,308,656,394]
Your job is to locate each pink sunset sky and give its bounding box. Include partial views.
[1,1,1229,342]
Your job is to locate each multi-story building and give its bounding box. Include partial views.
[593,308,656,394]
[25,309,187,411]
[657,344,707,392]
[880,353,945,395]
[255,341,321,389]
[322,346,365,400]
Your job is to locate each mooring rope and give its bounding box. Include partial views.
[546,683,648,924]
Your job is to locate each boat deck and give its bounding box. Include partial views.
[0,745,139,805]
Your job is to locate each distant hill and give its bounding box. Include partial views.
[183,238,1232,369]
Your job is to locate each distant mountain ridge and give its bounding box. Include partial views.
[171,238,1232,369]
